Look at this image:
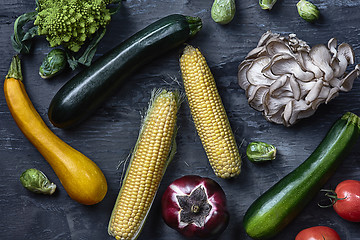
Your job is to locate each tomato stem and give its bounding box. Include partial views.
[318,189,346,208]
[6,55,23,81]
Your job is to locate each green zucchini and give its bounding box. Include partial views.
[48,14,202,128]
[243,112,360,240]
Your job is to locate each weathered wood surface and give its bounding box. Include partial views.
[1,0,360,239]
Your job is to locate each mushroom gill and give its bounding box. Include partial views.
[238,30,360,127]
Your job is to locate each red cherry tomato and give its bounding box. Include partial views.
[295,226,341,240]
[332,180,360,222]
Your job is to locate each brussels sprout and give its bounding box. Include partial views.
[20,168,56,195]
[259,0,278,10]
[39,48,67,79]
[211,0,236,25]
[246,141,276,163]
[297,0,320,23]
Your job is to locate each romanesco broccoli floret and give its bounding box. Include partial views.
[34,0,112,52]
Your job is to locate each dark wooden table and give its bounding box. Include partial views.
[1,1,360,239]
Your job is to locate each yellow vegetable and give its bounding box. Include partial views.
[4,56,107,205]
[180,45,241,178]
[108,89,181,240]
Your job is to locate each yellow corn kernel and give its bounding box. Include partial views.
[108,89,181,240]
[180,45,241,179]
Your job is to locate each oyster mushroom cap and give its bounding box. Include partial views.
[337,42,355,65]
[328,77,343,89]
[328,38,338,63]
[305,79,324,104]
[288,34,310,52]
[291,100,317,124]
[333,43,355,78]
[237,31,359,127]
[257,30,279,47]
[265,38,294,57]
[328,38,341,76]
[245,46,267,59]
[269,54,315,81]
[238,59,252,71]
[326,87,340,104]
[289,74,302,101]
[282,99,320,127]
[331,58,345,78]
[247,85,269,111]
[246,56,274,86]
[264,112,284,125]
[282,100,297,126]
[262,58,282,80]
[339,65,360,92]
[263,94,292,116]
[309,44,334,82]
[238,60,252,90]
[298,51,323,79]
[269,74,289,95]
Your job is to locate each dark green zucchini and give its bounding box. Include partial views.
[243,112,360,240]
[48,14,202,128]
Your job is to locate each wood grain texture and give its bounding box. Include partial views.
[1,0,360,239]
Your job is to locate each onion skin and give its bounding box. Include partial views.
[161,175,229,238]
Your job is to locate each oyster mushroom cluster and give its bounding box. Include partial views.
[238,31,360,126]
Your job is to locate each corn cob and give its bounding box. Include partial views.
[108,89,181,240]
[180,45,241,178]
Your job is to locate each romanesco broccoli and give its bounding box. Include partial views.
[34,0,113,52]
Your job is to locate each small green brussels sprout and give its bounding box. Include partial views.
[20,168,56,195]
[246,141,276,163]
[297,0,320,23]
[259,0,278,10]
[39,48,68,79]
[211,0,236,25]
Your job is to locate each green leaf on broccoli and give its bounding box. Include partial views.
[11,11,38,54]
[11,0,123,77]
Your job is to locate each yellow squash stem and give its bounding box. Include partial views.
[108,89,181,240]
[4,56,107,205]
[180,45,241,178]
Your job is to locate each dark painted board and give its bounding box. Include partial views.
[1,0,360,239]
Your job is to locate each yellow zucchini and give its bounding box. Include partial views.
[4,56,107,205]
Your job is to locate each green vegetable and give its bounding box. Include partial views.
[243,112,360,240]
[11,0,121,71]
[211,0,236,25]
[259,0,278,10]
[297,0,320,23]
[48,14,202,129]
[246,141,276,162]
[34,0,113,52]
[11,12,38,54]
[39,49,67,79]
[20,168,56,195]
